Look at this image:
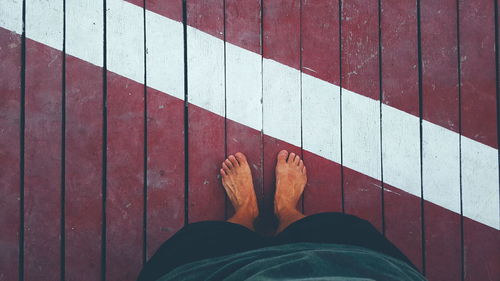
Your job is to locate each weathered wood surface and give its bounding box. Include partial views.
[0,0,498,280]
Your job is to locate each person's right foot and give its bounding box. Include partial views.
[274,150,307,234]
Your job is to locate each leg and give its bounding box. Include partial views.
[220,152,259,231]
[137,221,264,281]
[138,152,263,281]
[274,150,307,234]
[276,212,417,269]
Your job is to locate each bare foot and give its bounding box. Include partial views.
[220,152,259,231]
[274,150,307,234]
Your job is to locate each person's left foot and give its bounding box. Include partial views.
[220,152,259,230]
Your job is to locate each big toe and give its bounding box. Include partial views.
[277,150,288,163]
[235,152,247,165]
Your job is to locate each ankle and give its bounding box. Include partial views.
[235,201,259,220]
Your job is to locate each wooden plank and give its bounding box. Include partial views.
[262,0,301,234]
[225,0,263,219]
[24,0,63,280]
[145,0,185,259]
[64,1,104,280]
[458,0,500,280]
[0,16,22,281]
[341,0,382,231]
[420,0,461,279]
[106,0,145,280]
[186,0,226,222]
[301,0,342,215]
[380,0,422,270]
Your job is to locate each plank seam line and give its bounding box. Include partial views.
[182,0,189,226]
[299,0,304,213]
[261,0,266,222]
[19,0,27,280]
[61,0,67,279]
[223,0,229,221]
[416,0,426,274]
[494,0,500,224]
[142,0,148,265]
[339,0,345,214]
[378,0,385,236]
[101,0,108,279]
[455,1,465,280]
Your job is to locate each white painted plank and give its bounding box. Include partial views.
[146,10,184,100]
[302,73,341,163]
[262,59,301,146]
[461,136,500,229]
[382,104,421,196]
[0,0,23,34]
[342,89,381,180]
[66,0,103,67]
[106,0,144,84]
[422,120,461,213]
[226,42,262,131]
[26,0,63,50]
[187,26,224,116]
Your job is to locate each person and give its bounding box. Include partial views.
[137,150,426,281]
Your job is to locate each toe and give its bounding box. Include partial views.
[277,150,288,163]
[228,155,239,167]
[235,152,247,165]
[225,159,234,169]
[299,159,304,168]
[293,154,300,165]
[222,162,231,174]
[220,168,227,177]
[288,152,296,163]
[302,165,307,174]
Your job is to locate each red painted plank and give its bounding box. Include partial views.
[124,0,144,8]
[383,184,422,270]
[225,0,261,54]
[187,105,226,222]
[463,218,500,281]
[65,55,103,281]
[24,39,62,281]
[186,0,224,40]
[381,0,419,116]
[225,0,262,220]
[144,0,185,259]
[262,0,300,69]
[262,135,301,234]
[343,168,382,231]
[380,0,422,271]
[106,72,144,281]
[186,0,226,223]
[301,0,342,215]
[421,0,459,132]
[424,201,462,281]
[341,0,382,231]
[0,27,21,281]
[226,121,263,220]
[262,0,301,235]
[147,0,182,23]
[146,88,185,258]
[301,0,340,85]
[459,0,496,149]
[341,0,379,100]
[459,1,499,280]
[420,1,461,280]
[303,151,342,215]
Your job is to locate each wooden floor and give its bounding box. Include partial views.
[1,0,499,281]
